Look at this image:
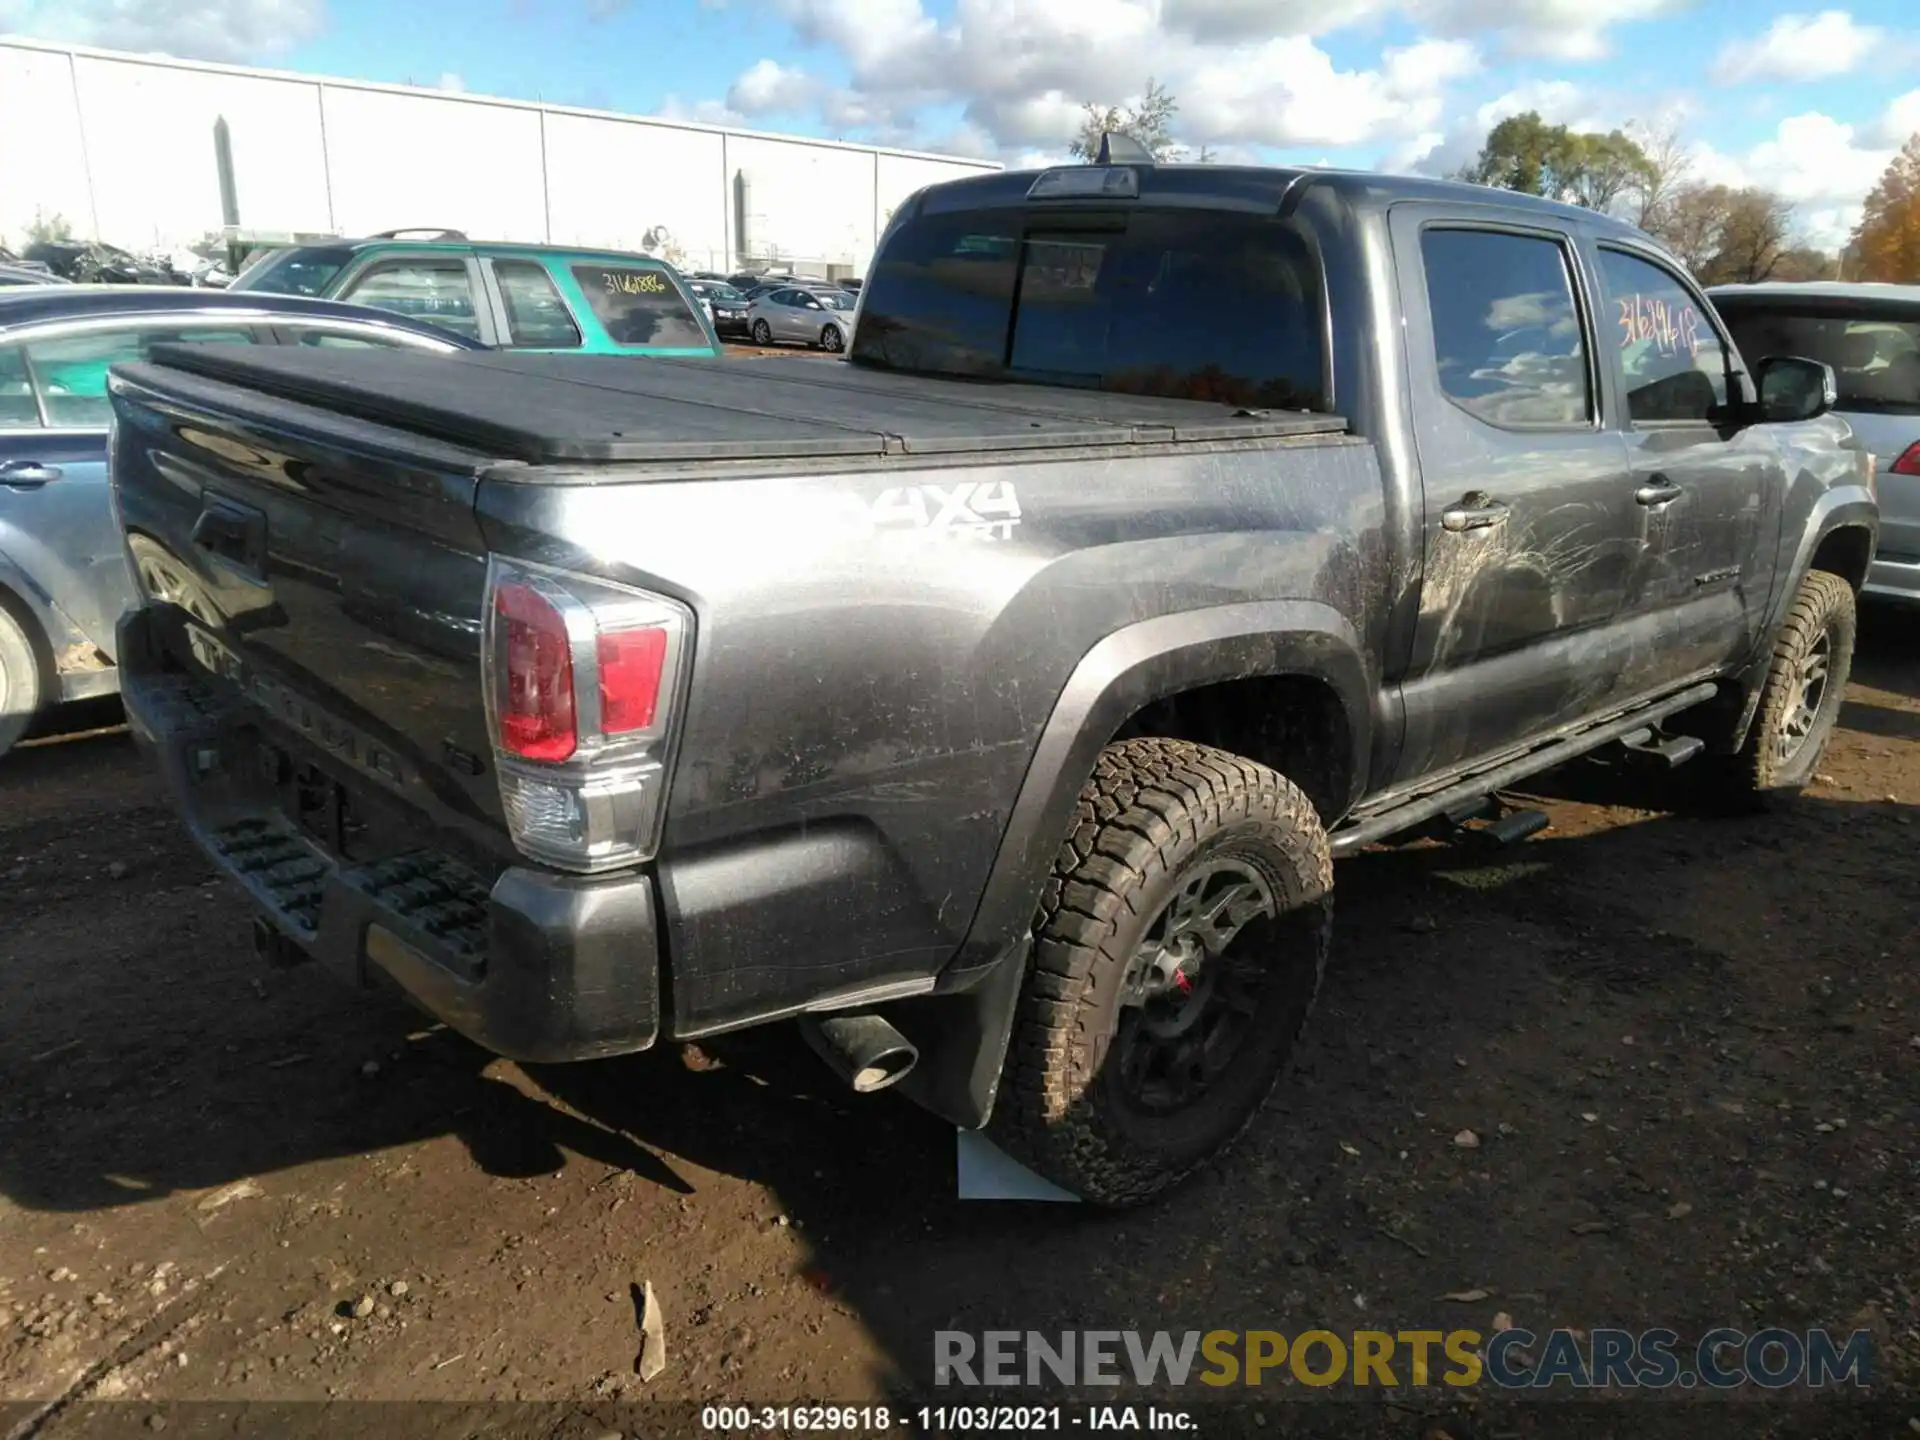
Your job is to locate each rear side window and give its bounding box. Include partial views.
[24,325,254,427]
[1421,228,1592,428]
[341,259,482,341]
[1595,248,1728,423]
[854,208,1326,409]
[494,260,583,348]
[1718,305,1920,416]
[569,265,708,348]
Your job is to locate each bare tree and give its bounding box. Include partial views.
[1625,119,1692,232]
[1644,181,1805,283]
[1711,188,1797,283]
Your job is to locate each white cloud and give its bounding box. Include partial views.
[1143,0,1680,60]
[1681,113,1897,250]
[0,0,325,62]
[1409,0,1685,62]
[1876,88,1920,146]
[1748,113,1893,206]
[727,58,822,114]
[1387,78,1601,179]
[1711,10,1882,85]
[437,71,465,92]
[657,94,750,127]
[766,0,1491,157]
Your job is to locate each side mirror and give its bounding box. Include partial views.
[1754,355,1838,423]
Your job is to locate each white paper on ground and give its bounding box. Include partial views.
[955,1127,1081,1202]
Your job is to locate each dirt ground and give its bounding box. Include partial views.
[0,606,1915,1438]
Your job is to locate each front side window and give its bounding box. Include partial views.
[341,259,482,340]
[1595,248,1728,423]
[494,260,583,348]
[23,325,254,427]
[1719,306,1920,416]
[570,264,708,348]
[1421,228,1592,429]
[854,208,1326,409]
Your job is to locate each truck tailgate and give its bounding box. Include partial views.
[109,360,511,869]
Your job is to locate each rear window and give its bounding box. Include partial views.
[233,246,354,297]
[569,265,709,349]
[852,207,1326,409]
[1718,303,1920,416]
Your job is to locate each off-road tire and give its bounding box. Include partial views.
[751,319,773,345]
[1723,568,1856,805]
[0,600,43,760]
[989,737,1333,1207]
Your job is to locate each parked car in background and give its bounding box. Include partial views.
[0,246,53,276]
[0,286,480,757]
[0,265,68,287]
[1712,282,1919,603]
[24,240,180,286]
[232,238,721,355]
[688,279,752,338]
[745,284,856,350]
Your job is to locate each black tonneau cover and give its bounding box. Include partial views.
[133,346,1347,464]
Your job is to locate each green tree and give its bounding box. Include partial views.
[1457,111,1656,214]
[25,209,73,246]
[1070,79,1180,161]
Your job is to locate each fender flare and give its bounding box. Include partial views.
[1728,490,1878,751]
[886,600,1373,1130]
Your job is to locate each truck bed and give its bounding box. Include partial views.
[136,346,1349,465]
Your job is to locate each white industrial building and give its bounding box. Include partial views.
[0,37,1001,277]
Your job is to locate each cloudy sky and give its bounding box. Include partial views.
[4,0,1917,248]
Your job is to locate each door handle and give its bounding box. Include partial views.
[191,495,268,577]
[1636,476,1683,507]
[1441,495,1510,532]
[0,461,62,488]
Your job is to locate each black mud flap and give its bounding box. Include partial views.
[883,938,1030,1130]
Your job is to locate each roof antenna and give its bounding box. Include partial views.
[1095,131,1155,166]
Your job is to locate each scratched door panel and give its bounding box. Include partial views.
[1594,246,1783,683]
[1388,208,1643,782]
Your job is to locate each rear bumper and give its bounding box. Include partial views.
[116,606,661,1063]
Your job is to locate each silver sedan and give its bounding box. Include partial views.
[745,285,856,352]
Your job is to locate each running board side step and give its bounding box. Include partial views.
[1330,681,1720,856]
[1619,726,1706,768]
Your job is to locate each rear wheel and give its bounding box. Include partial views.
[820,324,844,353]
[989,737,1333,1207]
[1722,569,1856,803]
[751,319,773,345]
[0,601,43,760]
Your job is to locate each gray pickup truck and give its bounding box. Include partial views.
[106,160,1877,1206]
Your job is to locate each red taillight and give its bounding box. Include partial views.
[597,626,668,733]
[495,581,577,761]
[1891,443,1920,477]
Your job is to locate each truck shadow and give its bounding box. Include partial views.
[0,730,1914,1404]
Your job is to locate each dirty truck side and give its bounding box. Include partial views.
[106,162,1877,1206]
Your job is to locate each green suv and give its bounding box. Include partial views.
[229,233,721,356]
